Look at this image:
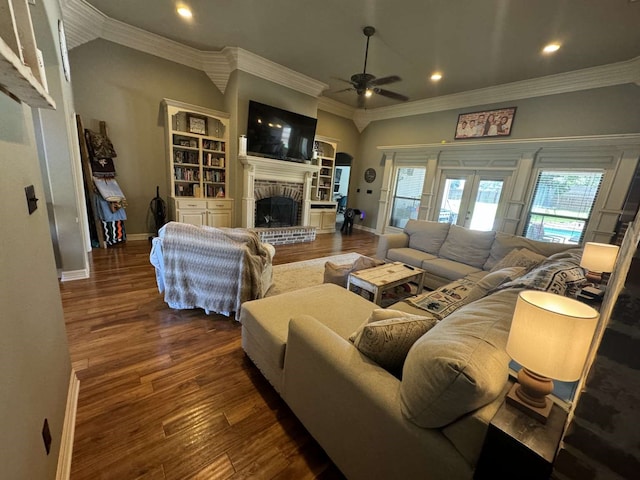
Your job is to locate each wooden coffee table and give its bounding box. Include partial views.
[347,262,425,306]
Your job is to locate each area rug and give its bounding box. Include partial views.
[266,252,362,297]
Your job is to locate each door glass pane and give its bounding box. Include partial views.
[524,171,603,244]
[469,180,504,231]
[439,178,465,224]
[389,167,426,228]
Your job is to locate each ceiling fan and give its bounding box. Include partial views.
[334,26,409,108]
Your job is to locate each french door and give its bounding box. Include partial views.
[436,170,510,231]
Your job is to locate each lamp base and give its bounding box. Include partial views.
[506,383,553,424]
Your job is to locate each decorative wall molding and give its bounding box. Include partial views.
[62,0,640,128]
[56,370,79,480]
[378,133,640,157]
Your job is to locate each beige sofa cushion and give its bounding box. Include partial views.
[483,231,572,271]
[387,247,438,267]
[400,288,520,428]
[439,225,495,269]
[405,219,451,255]
[420,258,482,282]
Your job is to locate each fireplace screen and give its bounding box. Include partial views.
[255,196,298,227]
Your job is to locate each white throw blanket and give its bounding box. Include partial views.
[151,222,270,318]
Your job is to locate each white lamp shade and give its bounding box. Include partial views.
[507,290,599,381]
[580,242,619,273]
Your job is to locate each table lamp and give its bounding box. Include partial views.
[506,290,599,423]
[580,242,619,284]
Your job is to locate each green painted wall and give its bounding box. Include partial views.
[69,39,226,235]
[0,0,73,476]
[353,85,640,229]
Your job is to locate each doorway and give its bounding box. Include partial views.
[436,170,511,231]
[334,153,353,226]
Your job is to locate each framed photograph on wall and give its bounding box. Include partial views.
[454,107,517,140]
[188,114,207,135]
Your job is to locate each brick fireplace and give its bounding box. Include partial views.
[239,155,319,244]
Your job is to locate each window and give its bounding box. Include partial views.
[523,170,604,244]
[389,167,426,228]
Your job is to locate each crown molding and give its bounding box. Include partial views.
[226,47,328,97]
[61,0,326,97]
[354,56,640,130]
[61,0,639,129]
[60,0,104,49]
[317,96,357,119]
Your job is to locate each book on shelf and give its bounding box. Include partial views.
[193,185,201,198]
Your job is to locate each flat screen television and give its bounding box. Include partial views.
[246,100,317,162]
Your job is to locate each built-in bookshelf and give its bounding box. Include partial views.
[310,136,338,232]
[163,99,233,227]
[311,136,337,202]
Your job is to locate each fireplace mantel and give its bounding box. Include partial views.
[239,155,320,228]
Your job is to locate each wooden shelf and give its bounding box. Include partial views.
[0,0,55,109]
[164,98,232,227]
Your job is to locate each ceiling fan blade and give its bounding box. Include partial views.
[375,88,409,102]
[331,76,356,85]
[368,75,401,87]
[328,87,355,94]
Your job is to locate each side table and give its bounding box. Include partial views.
[474,399,568,479]
[347,262,425,306]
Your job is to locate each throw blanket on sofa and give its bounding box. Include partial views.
[153,222,270,318]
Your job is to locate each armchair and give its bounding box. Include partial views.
[150,222,275,318]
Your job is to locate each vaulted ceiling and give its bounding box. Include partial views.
[65,0,640,116]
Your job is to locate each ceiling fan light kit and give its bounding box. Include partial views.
[336,25,409,108]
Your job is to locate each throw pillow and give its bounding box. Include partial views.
[406,278,479,320]
[323,261,353,287]
[500,260,587,297]
[349,309,437,376]
[323,256,385,288]
[490,248,546,273]
[474,266,527,293]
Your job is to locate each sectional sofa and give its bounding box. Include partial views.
[376,219,572,289]
[240,221,585,479]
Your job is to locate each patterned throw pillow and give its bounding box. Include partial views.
[407,278,478,320]
[500,260,587,297]
[349,309,437,376]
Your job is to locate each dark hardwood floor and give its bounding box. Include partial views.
[59,229,378,479]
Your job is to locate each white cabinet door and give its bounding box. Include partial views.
[309,210,322,228]
[207,210,232,228]
[321,210,337,230]
[178,210,207,226]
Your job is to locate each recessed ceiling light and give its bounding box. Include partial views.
[430,73,443,81]
[543,43,561,54]
[177,6,192,18]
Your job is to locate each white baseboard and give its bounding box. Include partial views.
[60,269,89,282]
[353,224,378,234]
[126,233,154,241]
[56,369,79,480]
